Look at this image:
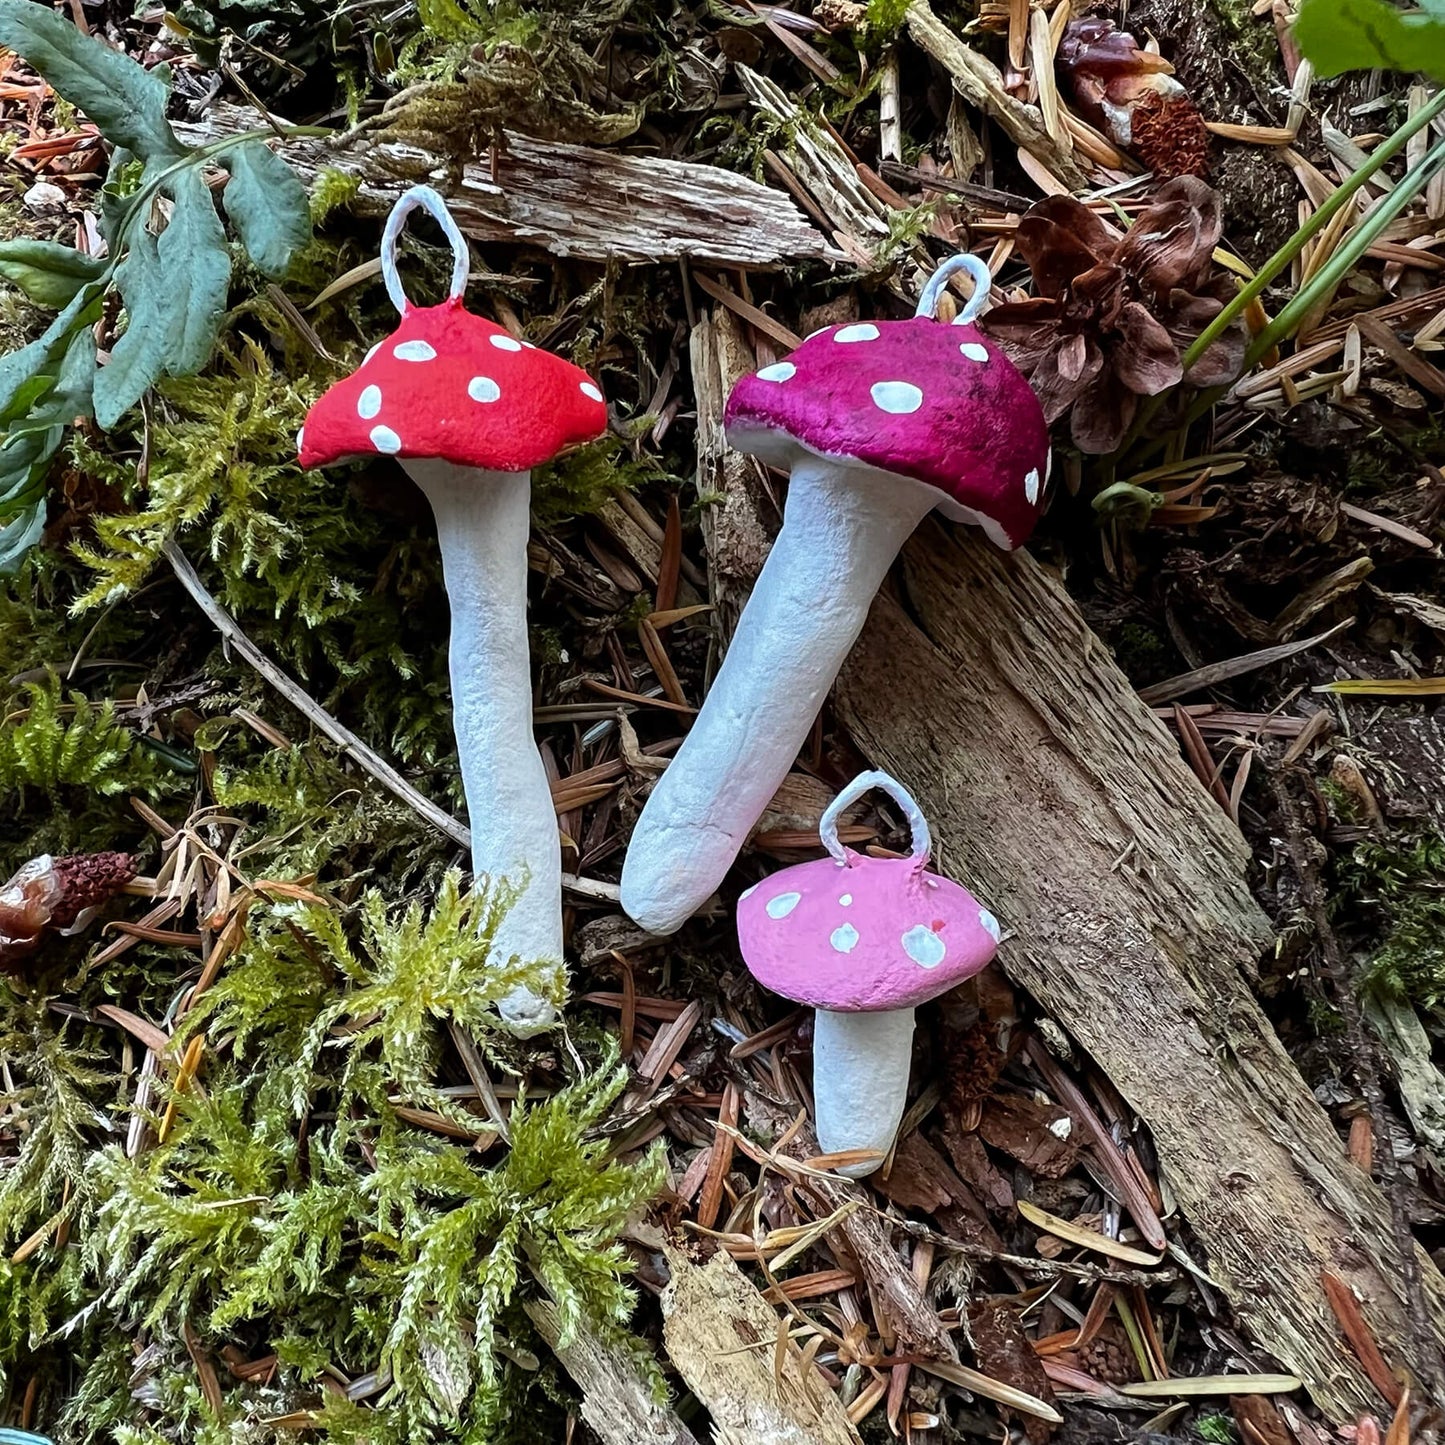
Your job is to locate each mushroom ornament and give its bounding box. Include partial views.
[299,186,608,1033]
[621,255,1050,935]
[737,771,1000,1176]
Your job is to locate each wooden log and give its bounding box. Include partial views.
[174,106,839,269]
[691,307,775,642]
[660,1239,863,1444]
[524,1298,702,1445]
[832,520,1445,1421]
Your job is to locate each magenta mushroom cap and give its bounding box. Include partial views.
[736,850,1000,1012]
[723,317,1051,550]
[299,300,608,474]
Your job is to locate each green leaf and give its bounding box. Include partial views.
[156,168,232,374]
[0,496,47,575]
[0,238,107,308]
[1294,0,1445,80]
[0,0,184,160]
[221,139,312,278]
[94,171,231,427]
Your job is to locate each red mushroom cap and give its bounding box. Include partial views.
[299,299,608,473]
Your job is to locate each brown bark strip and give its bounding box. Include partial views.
[833,521,1445,1421]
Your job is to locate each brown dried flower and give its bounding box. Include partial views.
[0,851,136,973]
[1058,19,1210,180]
[980,178,1245,454]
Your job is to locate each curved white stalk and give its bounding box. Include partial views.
[621,458,938,935]
[408,459,560,1034]
[813,1008,915,1177]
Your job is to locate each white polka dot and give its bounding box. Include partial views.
[357,384,382,419]
[830,923,860,953]
[979,909,1001,942]
[394,340,436,362]
[838,894,853,906]
[522,340,537,349]
[1025,468,1041,505]
[902,925,946,968]
[468,376,501,403]
[960,342,989,363]
[370,425,402,454]
[740,883,758,900]
[756,362,796,383]
[490,334,524,352]
[766,891,801,919]
[296,427,305,452]
[871,381,923,414]
[580,381,603,402]
[834,323,879,343]
[364,343,380,365]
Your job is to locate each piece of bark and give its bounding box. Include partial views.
[904,1,1088,191]
[174,106,837,269]
[524,1299,701,1445]
[978,1095,1079,1179]
[876,1132,1003,1250]
[939,1123,1015,1215]
[745,1093,958,1362]
[833,519,1445,1421]
[966,1298,1058,1443]
[691,307,774,641]
[660,1240,862,1445]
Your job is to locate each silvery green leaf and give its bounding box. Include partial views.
[221,139,312,278]
[94,173,231,427]
[0,239,107,309]
[0,496,47,575]
[0,0,184,160]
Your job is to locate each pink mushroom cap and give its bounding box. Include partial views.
[737,849,1000,1012]
[299,299,608,473]
[724,314,1050,550]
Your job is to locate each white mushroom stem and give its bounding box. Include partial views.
[621,457,939,934]
[407,458,560,1034]
[813,1008,915,1178]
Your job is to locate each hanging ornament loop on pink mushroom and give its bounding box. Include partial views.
[738,771,1001,1176]
[299,185,609,1035]
[621,253,1051,938]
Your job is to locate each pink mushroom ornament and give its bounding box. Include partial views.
[737,771,1000,1176]
[622,255,1050,936]
[299,186,608,1034]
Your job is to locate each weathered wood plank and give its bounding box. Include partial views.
[833,520,1445,1421]
[175,107,838,269]
[691,307,775,641]
[660,1240,863,1445]
[525,1298,702,1445]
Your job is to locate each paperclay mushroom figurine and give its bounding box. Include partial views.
[737,771,999,1176]
[299,186,607,1033]
[621,255,1049,935]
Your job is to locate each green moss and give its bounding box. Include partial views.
[1338,828,1445,1012]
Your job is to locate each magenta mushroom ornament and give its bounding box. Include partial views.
[622,256,1050,936]
[738,772,1000,1175]
[299,187,608,1034]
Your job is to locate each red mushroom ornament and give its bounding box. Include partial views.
[737,772,999,1175]
[300,187,607,1033]
[623,255,1049,935]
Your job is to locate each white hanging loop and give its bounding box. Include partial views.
[380,184,471,316]
[819,770,932,867]
[915,253,992,326]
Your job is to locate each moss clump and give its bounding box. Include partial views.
[5,877,663,1440]
[1338,828,1445,1013]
